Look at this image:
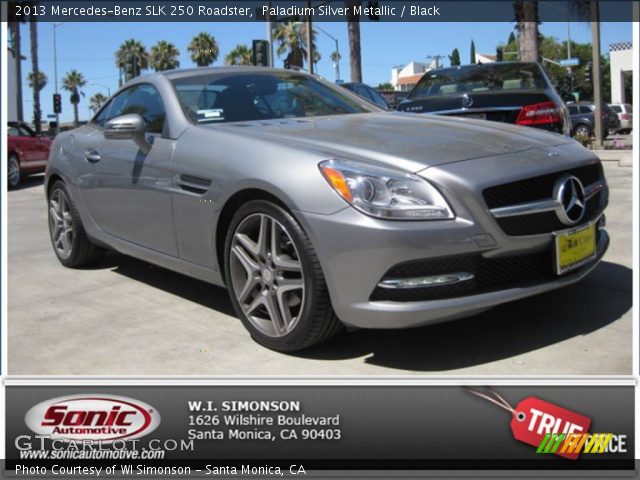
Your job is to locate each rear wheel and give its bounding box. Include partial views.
[8,155,20,189]
[224,200,342,351]
[573,124,591,138]
[48,181,103,267]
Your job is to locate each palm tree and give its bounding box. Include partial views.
[273,22,317,69]
[149,40,180,71]
[89,93,108,114]
[346,0,362,82]
[115,39,149,81]
[29,20,43,133]
[225,44,252,65]
[188,32,219,67]
[27,71,47,105]
[61,70,86,127]
[514,1,540,62]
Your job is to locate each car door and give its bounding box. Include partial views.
[78,83,178,256]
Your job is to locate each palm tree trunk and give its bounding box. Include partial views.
[30,21,41,133]
[73,91,79,127]
[516,1,540,62]
[346,0,362,83]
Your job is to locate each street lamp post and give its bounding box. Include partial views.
[89,82,111,97]
[314,25,340,81]
[53,22,64,136]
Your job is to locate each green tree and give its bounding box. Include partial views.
[27,71,47,91]
[273,22,318,69]
[470,39,476,64]
[188,32,219,67]
[61,70,86,127]
[449,48,461,66]
[89,92,108,114]
[508,31,516,45]
[115,39,149,80]
[224,44,252,65]
[149,40,180,71]
[377,82,393,90]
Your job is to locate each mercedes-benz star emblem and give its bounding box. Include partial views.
[461,94,473,108]
[554,175,586,225]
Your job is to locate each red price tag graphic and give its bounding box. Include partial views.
[468,389,591,461]
[511,396,591,460]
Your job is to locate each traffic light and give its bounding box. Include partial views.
[284,56,291,70]
[496,46,503,62]
[252,40,269,67]
[53,93,62,114]
[584,61,592,85]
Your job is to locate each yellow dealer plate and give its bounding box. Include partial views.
[555,223,597,275]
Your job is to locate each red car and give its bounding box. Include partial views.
[7,122,52,188]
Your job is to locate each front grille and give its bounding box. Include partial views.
[483,163,606,236]
[483,163,603,209]
[496,194,602,236]
[370,229,604,303]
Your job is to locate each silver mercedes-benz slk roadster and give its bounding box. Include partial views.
[45,67,609,351]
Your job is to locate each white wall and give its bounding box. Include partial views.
[609,43,633,104]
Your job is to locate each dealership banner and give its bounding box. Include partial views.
[2,0,638,22]
[3,385,634,475]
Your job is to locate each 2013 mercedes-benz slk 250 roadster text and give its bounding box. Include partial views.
[45,67,609,351]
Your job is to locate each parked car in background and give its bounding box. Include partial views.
[397,62,570,135]
[340,82,390,109]
[607,103,633,134]
[7,122,52,188]
[567,102,619,139]
[378,90,409,109]
[46,67,609,351]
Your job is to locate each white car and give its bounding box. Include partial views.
[608,103,633,134]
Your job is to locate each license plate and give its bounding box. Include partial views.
[554,223,597,275]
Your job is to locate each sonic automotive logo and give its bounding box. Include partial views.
[25,394,160,443]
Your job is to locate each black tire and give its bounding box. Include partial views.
[573,124,591,138]
[224,200,343,351]
[48,180,103,268]
[8,155,21,189]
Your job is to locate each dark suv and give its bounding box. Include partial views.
[567,102,620,138]
[397,62,570,135]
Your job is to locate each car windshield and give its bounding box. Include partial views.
[408,63,547,99]
[171,71,374,124]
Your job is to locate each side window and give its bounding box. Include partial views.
[579,106,592,114]
[365,86,389,109]
[119,84,166,133]
[92,99,113,128]
[567,106,578,115]
[8,126,19,136]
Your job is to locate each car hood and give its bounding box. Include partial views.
[207,112,573,172]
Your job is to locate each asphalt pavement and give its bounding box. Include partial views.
[7,163,632,376]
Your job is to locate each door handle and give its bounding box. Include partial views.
[84,150,101,163]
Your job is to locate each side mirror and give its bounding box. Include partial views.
[104,113,151,154]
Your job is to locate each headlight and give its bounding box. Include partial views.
[319,159,454,220]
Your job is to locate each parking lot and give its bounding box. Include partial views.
[7,162,632,376]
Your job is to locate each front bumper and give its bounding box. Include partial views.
[297,206,609,330]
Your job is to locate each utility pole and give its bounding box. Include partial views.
[590,1,603,148]
[306,1,314,74]
[426,54,446,69]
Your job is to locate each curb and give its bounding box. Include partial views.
[592,150,633,167]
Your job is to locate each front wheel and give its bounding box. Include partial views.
[48,181,103,267]
[224,200,342,351]
[8,155,21,189]
[573,124,592,138]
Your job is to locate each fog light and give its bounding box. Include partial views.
[378,272,474,289]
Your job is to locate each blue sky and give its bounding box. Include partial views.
[18,20,632,124]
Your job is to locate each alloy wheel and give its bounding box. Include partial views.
[229,213,305,338]
[8,157,20,188]
[49,189,74,259]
